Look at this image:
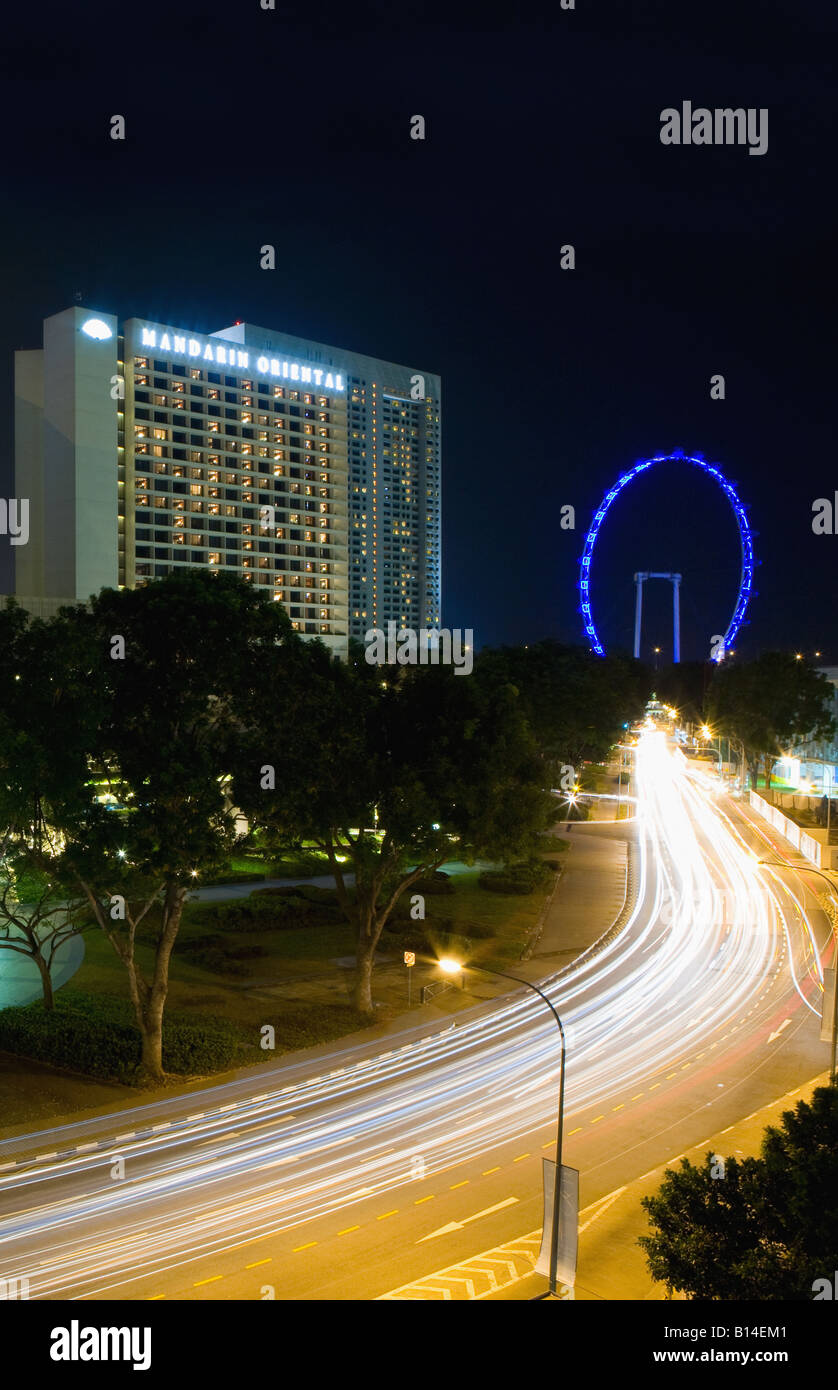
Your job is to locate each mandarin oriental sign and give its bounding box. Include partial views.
[135,325,345,390]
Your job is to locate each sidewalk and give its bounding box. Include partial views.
[524,824,631,973]
[573,1072,827,1300]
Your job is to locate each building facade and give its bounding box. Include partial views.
[14,306,442,656]
[780,665,838,793]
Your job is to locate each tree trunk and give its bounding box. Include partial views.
[35,953,54,1010]
[138,996,165,1080]
[354,935,376,1017]
[125,882,187,1083]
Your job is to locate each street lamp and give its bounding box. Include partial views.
[437,956,569,1297]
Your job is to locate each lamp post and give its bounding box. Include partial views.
[438,957,568,1297]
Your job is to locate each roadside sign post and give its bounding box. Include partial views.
[404,951,415,1007]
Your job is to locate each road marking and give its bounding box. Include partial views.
[631,1093,644,1100]
[417,1197,519,1243]
[767,1018,791,1043]
[293,1242,317,1252]
[483,1166,501,1174]
[147,1294,166,1300]
[377,1210,398,1220]
[590,1115,604,1124]
[414,1195,434,1204]
[612,1104,625,1112]
[380,1231,543,1300]
[245,1258,272,1269]
[568,1126,583,1136]
[193,1275,222,1287]
[513,1153,530,1162]
[338,1226,360,1235]
[450,1180,469,1189]
[578,1186,626,1233]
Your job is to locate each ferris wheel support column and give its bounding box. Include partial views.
[672,573,681,664]
[633,571,646,660]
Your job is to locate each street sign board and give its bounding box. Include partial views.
[535,1160,579,1287]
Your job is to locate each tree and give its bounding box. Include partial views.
[0,600,101,1007]
[0,850,92,1010]
[707,652,836,790]
[233,647,558,1016]
[6,572,292,1080]
[474,641,647,786]
[639,1087,838,1299]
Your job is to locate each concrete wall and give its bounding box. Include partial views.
[42,308,119,600]
[13,350,44,596]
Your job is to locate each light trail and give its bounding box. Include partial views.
[0,732,825,1299]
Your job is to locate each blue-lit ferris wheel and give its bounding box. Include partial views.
[578,451,754,661]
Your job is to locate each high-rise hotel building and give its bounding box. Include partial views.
[13,305,442,657]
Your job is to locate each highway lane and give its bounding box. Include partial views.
[0,731,832,1300]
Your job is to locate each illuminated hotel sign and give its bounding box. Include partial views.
[134,325,345,391]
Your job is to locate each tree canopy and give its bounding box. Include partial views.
[706,652,835,787]
[639,1086,838,1299]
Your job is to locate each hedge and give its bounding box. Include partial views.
[478,857,557,895]
[0,989,240,1084]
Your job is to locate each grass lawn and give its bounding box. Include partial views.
[71,861,555,1017]
[0,850,564,1125]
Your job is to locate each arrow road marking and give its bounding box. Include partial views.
[767,1018,791,1043]
[417,1196,519,1242]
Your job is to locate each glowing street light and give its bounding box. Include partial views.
[436,956,571,1298]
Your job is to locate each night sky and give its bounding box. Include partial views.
[1,0,834,663]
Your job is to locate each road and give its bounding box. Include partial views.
[0,730,832,1301]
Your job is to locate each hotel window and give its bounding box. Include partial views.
[190,484,203,496]
[209,552,220,565]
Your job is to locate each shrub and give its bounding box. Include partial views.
[0,990,240,1083]
[269,851,330,878]
[409,871,455,896]
[197,868,267,887]
[177,934,268,975]
[188,892,338,933]
[478,857,556,895]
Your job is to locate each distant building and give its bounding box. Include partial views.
[776,665,838,792]
[13,306,442,658]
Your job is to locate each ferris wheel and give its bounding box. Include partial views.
[578,451,754,662]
